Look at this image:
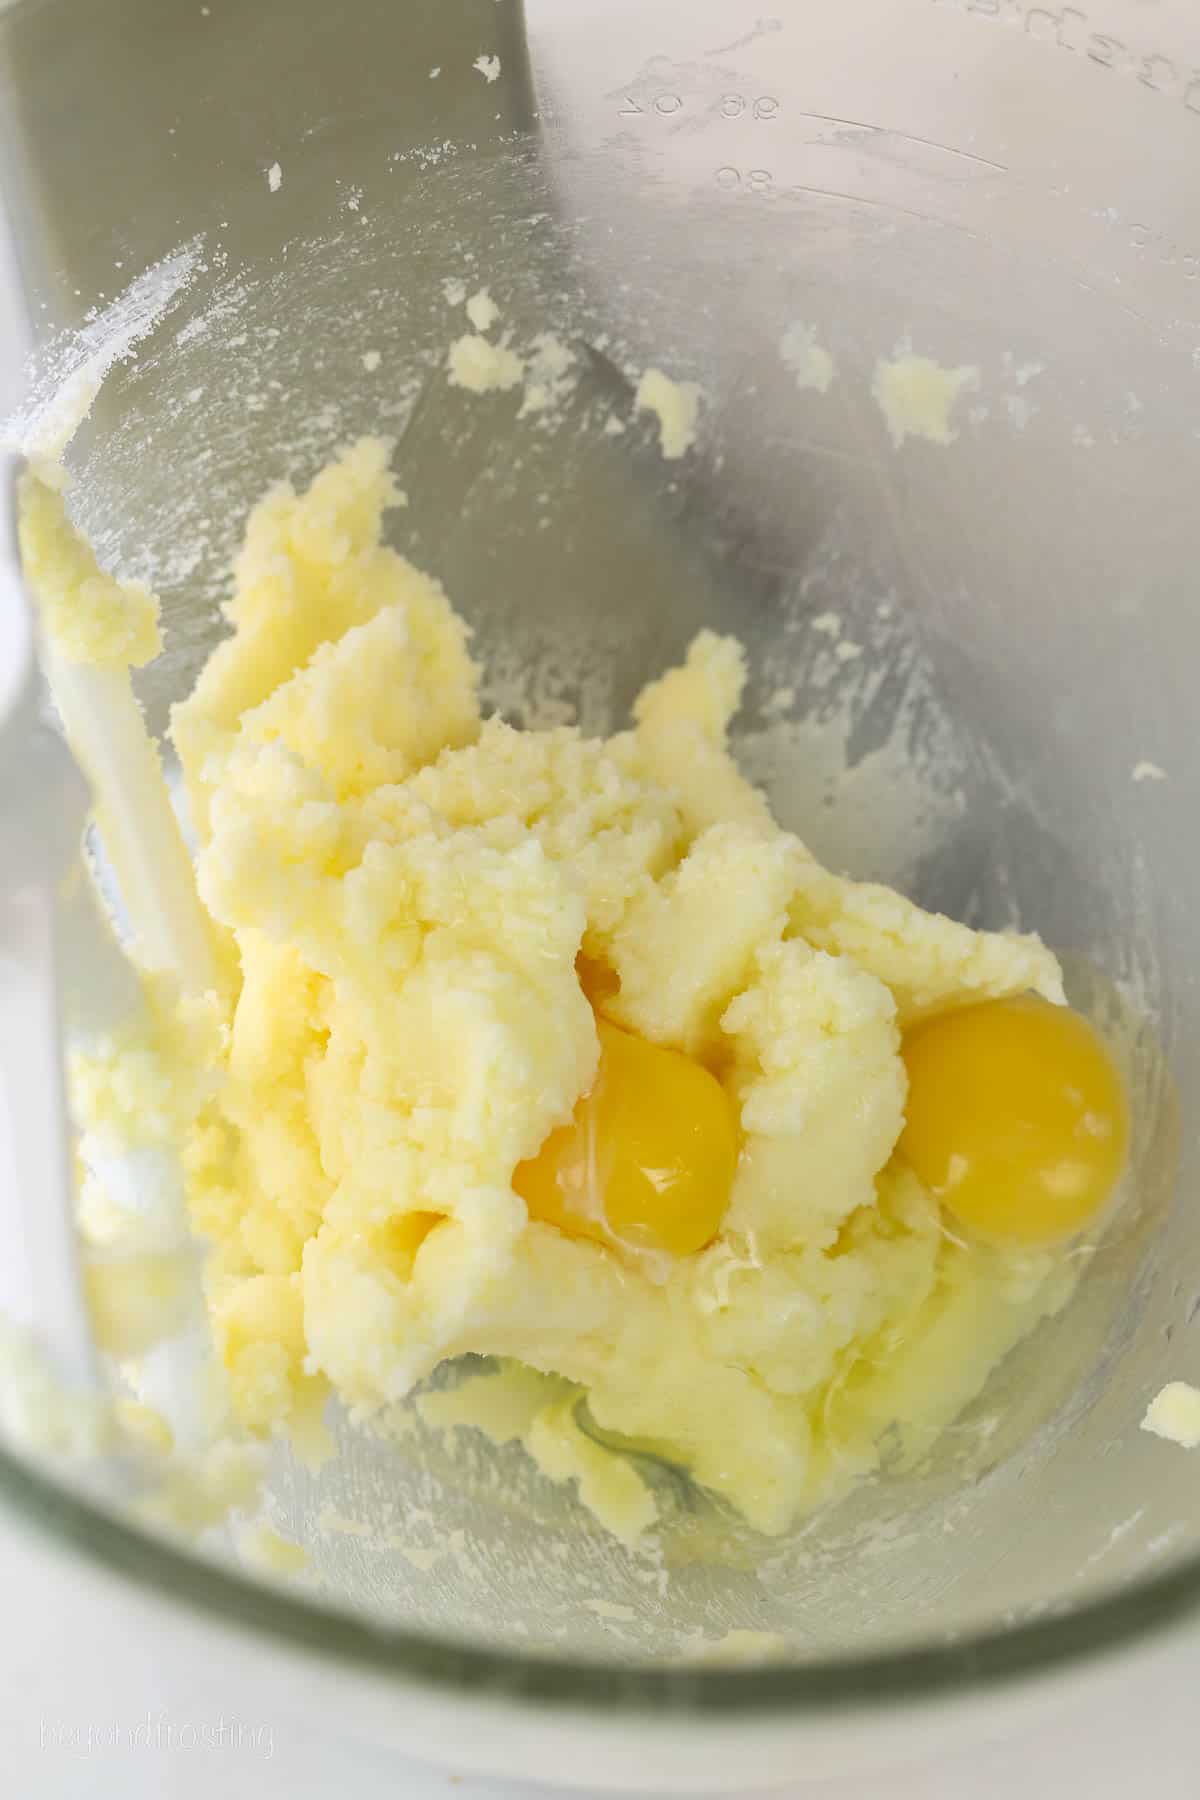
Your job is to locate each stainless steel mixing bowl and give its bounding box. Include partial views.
[1,0,1199,1788]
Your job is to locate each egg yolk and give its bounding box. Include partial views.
[514,1018,738,1259]
[900,995,1129,1246]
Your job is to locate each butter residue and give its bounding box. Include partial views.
[17,476,161,670]
[419,1365,658,1545]
[0,1317,264,1540]
[780,322,836,395]
[680,1629,791,1666]
[241,1523,309,1575]
[447,333,525,393]
[2,239,202,477]
[18,470,217,991]
[465,287,500,333]
[1142,1381,1200,1449]
[84,1253,196,1360]
[519,332,577,418]
[871,350,978,448]
[447,324,578,419]
[635,368,702,459]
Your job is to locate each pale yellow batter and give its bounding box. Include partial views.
[26,438,1097,1543]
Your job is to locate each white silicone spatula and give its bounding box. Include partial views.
[0,500,96,1388]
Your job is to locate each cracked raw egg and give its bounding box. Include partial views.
[514,1017,738,1259]
[900,995,1128,1245]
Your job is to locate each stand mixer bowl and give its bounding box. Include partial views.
[0,0,1198,1788]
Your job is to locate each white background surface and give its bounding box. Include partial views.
[2,1505,1198,1800]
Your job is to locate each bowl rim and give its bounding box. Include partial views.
[2,1434,1197,1715]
